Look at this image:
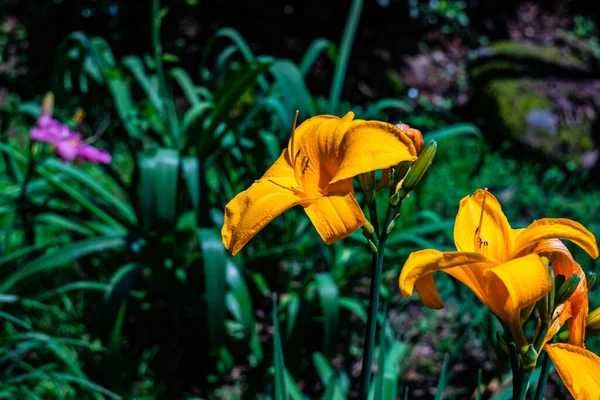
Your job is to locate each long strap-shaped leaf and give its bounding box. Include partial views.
[328,0,363,113]
[197,228,227,349]
[0,235,127,293]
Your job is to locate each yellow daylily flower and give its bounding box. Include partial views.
[222,112,417,255]
[399,189,598,348]
[544,343,600,400]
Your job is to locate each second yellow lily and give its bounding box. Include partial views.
[398,189,598,349]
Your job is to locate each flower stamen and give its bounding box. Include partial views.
[474,190,488,250]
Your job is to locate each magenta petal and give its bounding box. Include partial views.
[55,140,79,162]
[30,127,60,143]
[31,117,76,143]
[77,144,112,164]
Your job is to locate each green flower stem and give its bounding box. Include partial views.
[359,202,395,398]
[367,201,379,236]
[533,351,552,400]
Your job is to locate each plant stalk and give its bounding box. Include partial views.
[533,352,551,400]
[359,203,395,398]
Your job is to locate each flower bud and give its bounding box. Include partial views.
[555,274,581,307]
[397,123,424,154]
[41,92,54,117]
[547,266,555,314]
[586,271,596,291]
[390,161,411,189]
[362,219,375,237]
[357,171,376,206]
[586,306,600,335]
[521,344,538,372]
[537,263,553,322]
[399,140,437,195]
[357,171,376,193]
[386,213,400,235]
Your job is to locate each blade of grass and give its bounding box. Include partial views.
[0,235,127,292]
[434,353,450,400]
[314,273,339,355]
[273,294,288,400]
[300,38,334,77]
[328,0,363,112]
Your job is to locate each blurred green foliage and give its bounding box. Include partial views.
[0,0,599,399]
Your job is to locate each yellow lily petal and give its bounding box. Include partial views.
[414,274,444,309]
[512,218,599,260]
[483,253,551,324]
[454,189,513,262]
[545,343,600,400]
[287,113,354,197]
[222,153,305,255]
[303,180,365,244]
[329,121,417,185]
[398,249,494,300]
[533,239,588,347]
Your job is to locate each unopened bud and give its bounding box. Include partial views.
[386,213,400,235]
[547,266,555,314]
[357,171,376,193]
[390,161,411,189]
[357,171,376,206]
[400,140,437,194]
[362,219,375,237]
[521,344,538,372]
[586,306,600,335]
[555,274,581,307]
[74,109,86,125]
[586,272,596,290]
[556,331,570,342]
[397,123,424,154]
[41,92,54,117]
[538,266,553,321]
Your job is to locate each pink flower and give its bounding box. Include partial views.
[30,116,111,165]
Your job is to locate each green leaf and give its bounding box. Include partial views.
[198,228,227,349]
[181,102,213,139]
[284,369,307,400]
[35,281,110,302]
[122,55,163,115]
[153,148,180,226]
[5,372,121,399]
[44,153,136,226]
[313,352,334,385]
[328,0,363,112]
[198,61,272,156]
[285,293,301,338]
[300,38,334,77]
[0,235,127,293]
[225,260,254,338]
[35,213,95,237]
[273,295,288,400]
[314,273,339,354]
[137,156,157,232]
[169,67,202,106]
[362,98,413,119]
[338,296,367,322]
[434,353,450,400]
[181,156,201,213]
[201,27,268,91]
[269,59,315,119]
